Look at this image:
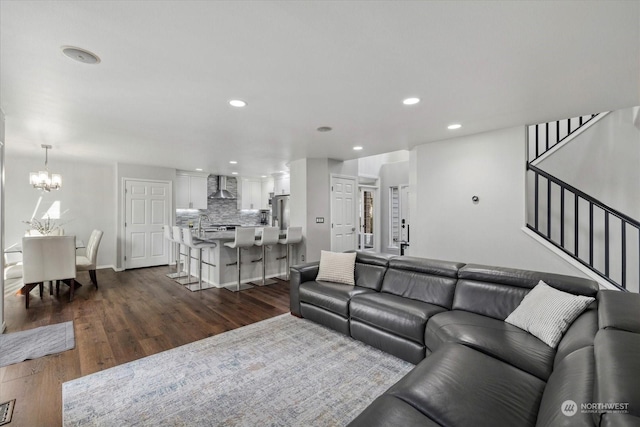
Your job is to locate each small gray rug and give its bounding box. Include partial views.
[63,314,414,426]
[0,321,75,368]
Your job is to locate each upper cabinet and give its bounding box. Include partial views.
[261,177,274,209]
[238,178,262,210]
[274,174,290,195]
[238,176,275,210]
[176,172,208,209]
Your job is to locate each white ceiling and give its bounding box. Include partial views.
[1,1,638,177]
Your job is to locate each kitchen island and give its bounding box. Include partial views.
[179,227,289,290]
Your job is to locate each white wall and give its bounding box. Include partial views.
[289,158,308,263]
[0,109,5,331]
[539,106,640,219]
[410,125,591,277]
[4,153,117,268]
[358,150,410,177]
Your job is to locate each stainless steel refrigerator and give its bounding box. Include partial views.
[271,194,290,231]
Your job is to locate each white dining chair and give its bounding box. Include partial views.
[75,229,104,288]
[3,253,23,281]
[22,235,76,308]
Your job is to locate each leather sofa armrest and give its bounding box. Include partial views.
[290,262,319,316]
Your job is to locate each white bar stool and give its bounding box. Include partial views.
[172,226,195,285]
[163,225,181,279]
[182,229,217,291]
[224,227,256,292]
[278,226,303,281]
[253,227,280,286]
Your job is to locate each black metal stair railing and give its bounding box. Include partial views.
[527,164,638,291]
[528,113,599,163]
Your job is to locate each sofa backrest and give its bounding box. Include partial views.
[592,291,640,426]
[453,264,599,320]
[380,256,464,308]
[353,251,394,291]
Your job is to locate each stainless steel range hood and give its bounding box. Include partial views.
[210,175,235,199]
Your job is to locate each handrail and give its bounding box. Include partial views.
[529,113,599,163]
[528,164,640,228]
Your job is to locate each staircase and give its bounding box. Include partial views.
[526,113,639,291]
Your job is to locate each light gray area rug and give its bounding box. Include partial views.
[0,321,75,368]
[63,314,414,426]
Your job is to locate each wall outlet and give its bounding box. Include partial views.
[301,254,305,262]
[315,217,324,223]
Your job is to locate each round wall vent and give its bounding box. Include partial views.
[61,46,101,64]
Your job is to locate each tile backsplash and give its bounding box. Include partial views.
[175,175,263,227]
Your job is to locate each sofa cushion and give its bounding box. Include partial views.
[594,329,640,423]
[347,394,440,427]
[353,251,393,291]
[458,264,599,297]
[425,310,556,380]
[386,343,546,427]
[299,281,373,317]
[554,306,598,368]
[505,281,595,348]
[350,320,426,364]
[453,279,530,320]
[316,250,356,285]
[380,257,462,308]
[535,346,595,427]
[598,290,640,333]
[351,293,447,344]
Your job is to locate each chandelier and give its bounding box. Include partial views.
[29,144,62,192]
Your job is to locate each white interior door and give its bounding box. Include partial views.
[125,179,171,269]
[331,176,356,253]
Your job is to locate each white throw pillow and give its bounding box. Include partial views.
[505,281,595,348]
[316,250,357,286]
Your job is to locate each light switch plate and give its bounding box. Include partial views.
[315,217,324,223]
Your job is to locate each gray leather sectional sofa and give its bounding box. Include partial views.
[289,252,640,426]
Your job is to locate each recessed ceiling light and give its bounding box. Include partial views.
[61,46,100,64]
[229,160,238,164]
[317,126,332,132]
[231,172,238,175]
[229,100,247,107]
[195,168,203,172]
[448,123,462,130]
[353,146,363,151]
[402,97,420,105]
[260,175,267,178]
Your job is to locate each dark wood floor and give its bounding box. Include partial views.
[0,267,291,427]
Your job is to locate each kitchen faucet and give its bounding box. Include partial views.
[197,214,210,237]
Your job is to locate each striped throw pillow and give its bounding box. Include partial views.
[316,251,357,286]
[505,281,595,348]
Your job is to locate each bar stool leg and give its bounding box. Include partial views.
[286,244,291,281]
[166,241,182,279]
[176,246,197,286]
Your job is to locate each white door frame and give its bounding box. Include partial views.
[358,184,380,252]
[121,177,173,269]
[330,174,357,252]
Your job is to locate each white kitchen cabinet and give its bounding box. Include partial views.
[176,173,208,209]
[261,177,274,209]
[239,178,262,210]
[274,174,290,195]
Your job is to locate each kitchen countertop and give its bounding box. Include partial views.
[191,228,286,242]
